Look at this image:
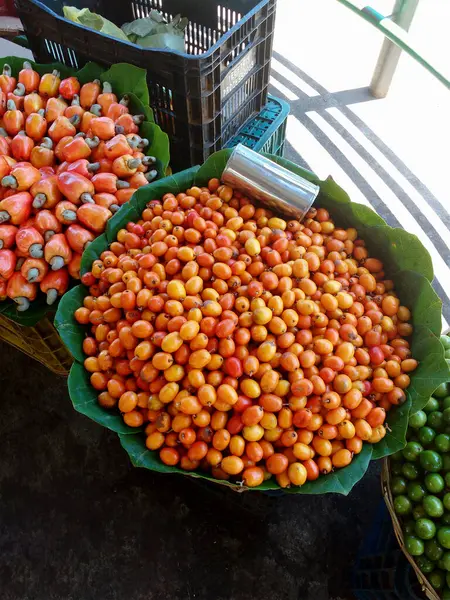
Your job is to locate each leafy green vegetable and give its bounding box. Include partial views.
[0,56,169,325]
[372,396,411,460]
[56,149,447,495]
[63,7,129,41]
[54,286,88,363]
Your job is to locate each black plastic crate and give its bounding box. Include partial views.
[15,0,277,171]
[225,94,289,156]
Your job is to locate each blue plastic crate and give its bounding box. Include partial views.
[352,502,424,600]
[225,95,290,157]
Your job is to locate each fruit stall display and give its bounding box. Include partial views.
[54,149,448,493]
[0,57,169,327]
[384,338,450,600]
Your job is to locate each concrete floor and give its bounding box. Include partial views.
[0,340,381,600]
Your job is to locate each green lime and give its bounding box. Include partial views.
[443,397,450,411]
[418,427,436,446]
[420,450,443,472]
[407,482,426,503]
[445,495,450,511]
[443,407,450,424]
[445,349,450,359]
[428,411,445,431]
[413,505,426,520]
[436,384,450,399]
[394,495,412,515]
[391,461,403,476]
[402,462,420,480]
[405,535,424,556]
[442,552,450,571]
[429,569,445,590]
[438,527,450,549]
[391,476,408,495]
[425,397,441,413]
[442,513,450,525]
[391,450,404,462]
[442,587,450,599]
[436,434,450,453]
[415,518,437,540]
[440,335,450,350]
[424,495,444,518]
[425,539,444,561]
[425,473,445,494]
[404,520,416,535]
[443,455,450,472]
[416,555,435,574]
[409,410,427,429]
[403,441,423,462]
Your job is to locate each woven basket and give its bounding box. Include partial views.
[382,458,440,600]
[0,313,73,375]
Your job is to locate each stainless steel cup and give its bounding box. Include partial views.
[221,144,320,221]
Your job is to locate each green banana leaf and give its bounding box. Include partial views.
[0,57,169,326]
[55,149,448,494]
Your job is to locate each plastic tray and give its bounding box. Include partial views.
[225,94,289,156]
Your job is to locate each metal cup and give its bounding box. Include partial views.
[221,144,320,221]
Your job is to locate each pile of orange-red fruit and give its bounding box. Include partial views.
[0,62,157,310]
[75,178,418,488]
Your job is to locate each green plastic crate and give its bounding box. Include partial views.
[225,95,290,157]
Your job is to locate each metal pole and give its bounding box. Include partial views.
[370,0,420,98]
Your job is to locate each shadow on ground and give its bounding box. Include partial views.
[0,342,381,600]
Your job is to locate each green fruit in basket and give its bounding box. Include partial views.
[391,450,404,461]
[426,539,445,561]
[445,349,450,359]
[429,569,446,590]
[441,335,450,350]
[415,518,437,540]
[443,408,450,425]
[442,513,450,525]
[408,482,426,503]
[443,397,450,411]
[444,495,450,511]
[425,473,445,494]
[424,496,444,518]
[413,505,426,520]
[435,384,450,399]
[442,552,450,572]
[391,461,404,476]
[436,433,450,453]
[428,411,445,431]
[404,520,416,535]
[416,555,435,574]
[403,463,420,480]
[391,476,408,495]
[403,441,424,462]
[405,535,425,556]
[394,495,412,515]
[443,455,450,472]
[420,450,443,472]
[438,527,450,549]
[409,410,427,429]
[416,554,434,575]
[418,426,436,446]
[425,398,441,413]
